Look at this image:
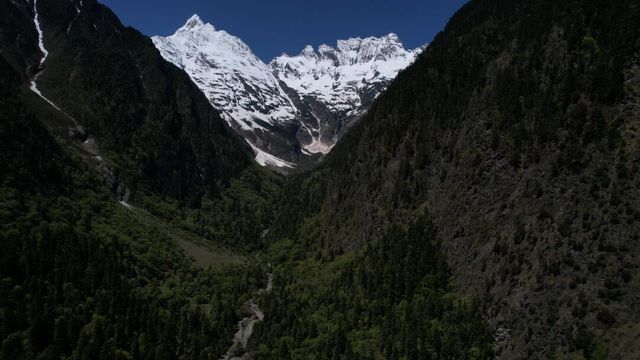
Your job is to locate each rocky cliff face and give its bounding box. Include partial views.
[153,16,424,169]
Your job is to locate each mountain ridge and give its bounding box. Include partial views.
[270,0,640,357]
[2,1,638,359]
[1,0,254,202]
[153,15,425,169]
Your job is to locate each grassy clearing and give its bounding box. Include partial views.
[175,237,245,269]
[116,200,247,268]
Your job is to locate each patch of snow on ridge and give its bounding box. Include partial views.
[32,0,48,66]
[29,0,64,112]
[248,142,295,169]
[29,0,79,122]
[119,200,135,210]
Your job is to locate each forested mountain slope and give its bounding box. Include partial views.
[271,0,640,358]
[2,50,272,359]
[1,0,252,203]
[2,0,640,359]
[0,1,277,358]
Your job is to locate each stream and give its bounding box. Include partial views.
[222,273,273,360]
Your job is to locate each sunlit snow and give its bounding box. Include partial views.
[153,15,425,167]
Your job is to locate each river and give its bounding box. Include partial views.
[222,273,273,360]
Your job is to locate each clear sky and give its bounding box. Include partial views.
[99,0,469,62]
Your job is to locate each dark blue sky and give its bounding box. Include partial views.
[100,0,468,62]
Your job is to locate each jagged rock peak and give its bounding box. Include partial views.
[300,45,316,57]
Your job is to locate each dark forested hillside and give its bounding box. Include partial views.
[0,58,64,194]
[0,0,275,358]
[0,0,39,76]
[252,215,494,359]
[270,0,640,358]
[1,0,253,203]
[2,0,639,359]
[0,52,269,359]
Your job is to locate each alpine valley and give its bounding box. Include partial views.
[153,15,424,169]
[1,0,639,360]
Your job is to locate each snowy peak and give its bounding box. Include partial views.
[153,19,424,169]
[153,15,299,169]
[289,33,416,65]
[273,33,422,76]
[177,14,216,36]
[300,45,316,58]
[183,14,205,30]
[334,33,407,63]
[270,34,424,113]
[152,15,296,131]
[268,34,424,160]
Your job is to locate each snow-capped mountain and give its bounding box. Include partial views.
[271,34,423,155]
[152,15,297,168]
[153,15,424,169]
